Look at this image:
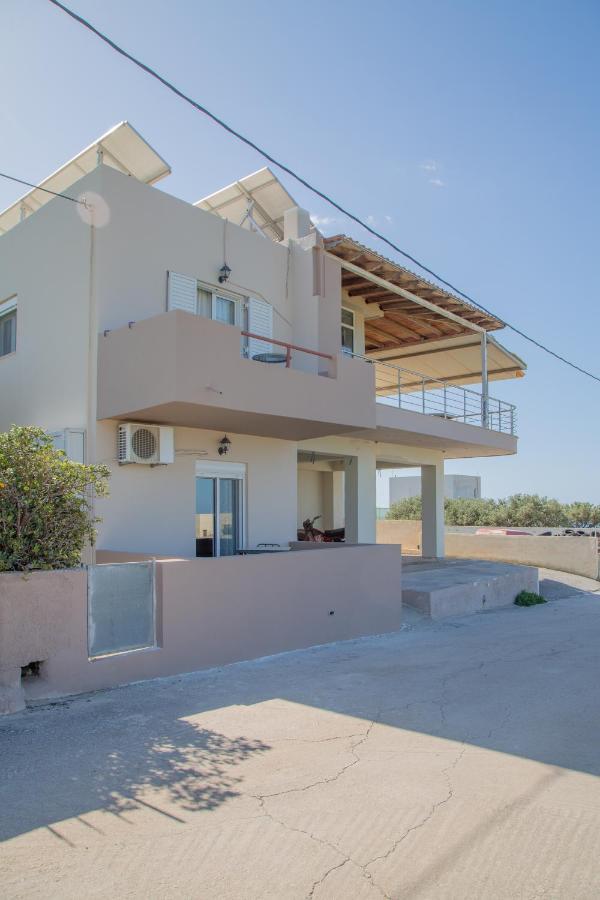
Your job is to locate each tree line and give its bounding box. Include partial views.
[387,494,600,528]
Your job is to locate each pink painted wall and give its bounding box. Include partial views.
[0,545,402,709]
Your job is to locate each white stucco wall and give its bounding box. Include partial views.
[0,185,90,435]
[96,421,298,557]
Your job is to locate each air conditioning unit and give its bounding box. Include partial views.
[117,423,174,465]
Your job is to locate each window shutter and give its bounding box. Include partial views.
[247,297,273,359]
[167,272,197,313]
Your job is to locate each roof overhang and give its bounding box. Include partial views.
[195,167,297,241]
[326,235,505,351]
[0,122,171,235]
[372,333,526,391]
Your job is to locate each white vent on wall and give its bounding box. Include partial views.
[117,423,175,465]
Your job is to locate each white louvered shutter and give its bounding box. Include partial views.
[247,297,273,359]
[167,272,197,313]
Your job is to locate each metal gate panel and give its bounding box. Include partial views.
[88,562,156,658]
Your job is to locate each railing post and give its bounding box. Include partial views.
[285,346,292,368]
[510,405,515,436]
[398,369,402,408]
[422,378,426,413]
[443,383,447,418]
[481,332,489,428]
[463,389,467,424]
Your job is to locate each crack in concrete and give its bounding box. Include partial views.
[246,716,392,899]
[254,718,378,803]
[363,743,467,889]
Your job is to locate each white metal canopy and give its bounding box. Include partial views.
[195,167,298,240]
[0,122,171,235]
[371,333,526,391]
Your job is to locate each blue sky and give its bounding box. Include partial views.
[2,0,599,504]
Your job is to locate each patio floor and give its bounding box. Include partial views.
[1,568,599,899]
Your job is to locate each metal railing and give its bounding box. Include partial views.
[354,354,517,435]
[241,332,334,376]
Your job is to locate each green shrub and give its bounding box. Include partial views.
[387,496,422,520]
[514,590,547,607]
[0,426,110,572]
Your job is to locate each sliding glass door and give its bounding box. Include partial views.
[195,463,245,557]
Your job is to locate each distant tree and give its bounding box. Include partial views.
[0,426,110,572]
[565,502,600,527]
[386,492,589,528]
[499,494,569,528]
[387,496,422,520]
[444,497,498,526]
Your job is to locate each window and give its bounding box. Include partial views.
[167,272,244,326]
[0,300,16,358]
[197,284,242,326]
[341,307,355,354]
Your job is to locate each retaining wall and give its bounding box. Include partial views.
[377,520,598,579]
[0,544,402,713]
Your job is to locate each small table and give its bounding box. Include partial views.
[252,352,288,364]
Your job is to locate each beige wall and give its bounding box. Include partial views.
[377,520,599,580]
[446,533,599,580]
[96,421,298,557]
[0,545,403,708]
[377,519,423,552]
[297,468,326,528]
[0,184,90,435]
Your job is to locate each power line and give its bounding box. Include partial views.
[45,0,600,384]
[0,171,86,205]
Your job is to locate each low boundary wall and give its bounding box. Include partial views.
[377,520,599,579]
[0,545,402,713]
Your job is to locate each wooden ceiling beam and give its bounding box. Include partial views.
[384,310,444,337]
[366,322,422,346]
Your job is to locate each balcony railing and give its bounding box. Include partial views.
[353,354,517,436]
[241,332,334,377]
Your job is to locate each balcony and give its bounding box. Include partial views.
[97,310,376,440]
[347,355,519,458]
[370,357,517,434]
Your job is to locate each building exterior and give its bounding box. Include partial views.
[389,473,482,505]
[0,123,526,560]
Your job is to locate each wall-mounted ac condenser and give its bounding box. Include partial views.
[117,423,174,465]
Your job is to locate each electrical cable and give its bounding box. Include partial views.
[0,171,86,205]
[41,0,600,383]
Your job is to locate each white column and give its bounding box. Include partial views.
[421,462,445,558]
[344,457,359,544]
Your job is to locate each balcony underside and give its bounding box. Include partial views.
[104,400,372,441]
[345,404,518,459]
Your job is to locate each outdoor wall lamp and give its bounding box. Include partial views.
[218,435,232,456]
[218,263,231,284]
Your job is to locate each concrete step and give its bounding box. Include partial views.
[402,560,539,619]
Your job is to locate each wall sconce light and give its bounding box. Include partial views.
[218,435,232,456]
[218,263,231,284]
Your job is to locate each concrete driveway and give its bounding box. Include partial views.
[1,569,599,899]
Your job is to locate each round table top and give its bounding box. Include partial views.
[252,352,288,364]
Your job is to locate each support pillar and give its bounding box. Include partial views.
[344,457,359,544]
[421,462,445,558]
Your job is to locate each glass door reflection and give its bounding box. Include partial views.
[195,471,243,557]
[218,478,241,556]
[195,477,216,557]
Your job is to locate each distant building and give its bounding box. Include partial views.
[389,474,481,504]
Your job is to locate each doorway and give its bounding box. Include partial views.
[195,462,245,557]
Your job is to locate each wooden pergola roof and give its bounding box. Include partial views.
[325,235,504,352]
